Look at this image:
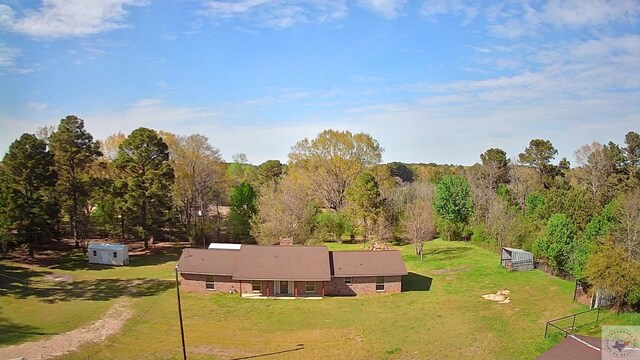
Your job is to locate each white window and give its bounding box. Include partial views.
[205,275,215,290]
[252,280,261,292]
[305,282,315,293]
[376,276,385,292]
[344,277,352,286]
[113,252,118,258]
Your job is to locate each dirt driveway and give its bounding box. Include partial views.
[0,299,133,359]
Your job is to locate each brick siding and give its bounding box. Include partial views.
[181,273,402,296]
[325,275,402,295]
[180,273,240,294]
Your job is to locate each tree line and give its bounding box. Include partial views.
[0,115,638,310]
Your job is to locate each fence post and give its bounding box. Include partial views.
[544,322,548,338]
[596,307,600,323]
[571,315,576,332]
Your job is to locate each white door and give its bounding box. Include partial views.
[101,251,109,264]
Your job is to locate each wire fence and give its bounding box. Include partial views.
[544,307,602,338]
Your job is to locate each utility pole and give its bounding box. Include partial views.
[175,266,187,360]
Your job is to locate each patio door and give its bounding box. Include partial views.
[280,281,289,294]
[274,281,293,295]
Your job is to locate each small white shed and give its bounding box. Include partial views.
[88,243,129,266]
[500,247,534,271]
[208,243,242,250]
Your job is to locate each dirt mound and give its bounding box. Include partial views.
[482,290,511,304]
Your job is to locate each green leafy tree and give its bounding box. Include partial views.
[0,134,58,257]
[289,129,383,210]
[49,115,101,248]
[225,153,257,186]
[535,214,576,274]
[480,148,510,189]
[586,238,640,311]
[433,175,473,241]
[541,187,600,233]
[228,181,257,241]
[387,162,414,183]
[114,128,174,248]
[572,202,617,279]
[257,160,285,185]
[345,171,383,242]
[525,192,546,222]
[314,211,350,243]
[624,131,640,186]
[518,139,559,188]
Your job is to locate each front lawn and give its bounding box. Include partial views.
[2,240,636,359]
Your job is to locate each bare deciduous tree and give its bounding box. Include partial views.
[161,132,224,245]
[508,160,540,208]
[251,175,318,245]
[401,183,436,261]
[288,130,383,210]
[574,142,612,200]
[614,189,640,261]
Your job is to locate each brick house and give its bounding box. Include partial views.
[177,245,407,298]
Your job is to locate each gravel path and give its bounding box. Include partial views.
[0,299,133,359]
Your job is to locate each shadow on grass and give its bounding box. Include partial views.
[402,272,432,292]
[43,247,182,271]
[424,246,472,261]
[0,317,58,346]
[0,263,172,303]
[231,344,304,359]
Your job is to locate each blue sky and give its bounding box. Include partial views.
[1,0,639,165]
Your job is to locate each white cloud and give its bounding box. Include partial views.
[357,0,406,19]
[0,42,19,68]
[0,0,147,38]
[198,0,348,28]
[420,1,640,37]
[133,98,163,107]
[542,0,640,27]
[27,102,48,110]
[421,0,479,23]
[485,0,640,37]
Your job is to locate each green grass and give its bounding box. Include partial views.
[0,248,178,345]
[2,240,638,359]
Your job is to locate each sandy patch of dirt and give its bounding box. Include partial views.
[482,290,511,304]
[43,274,74,283]
[0,299,133,360]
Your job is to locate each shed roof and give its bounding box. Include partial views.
[178,248,239,276]
[503,247,531,253]
[232,245,330,281]
[535,335,601,360]
[330,250,408,277]
[88,243,128,251]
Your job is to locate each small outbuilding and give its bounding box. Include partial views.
[501,247,534,271]
[88,243,129,266]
